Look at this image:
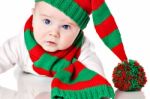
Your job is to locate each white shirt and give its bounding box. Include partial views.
[0,32,105,76]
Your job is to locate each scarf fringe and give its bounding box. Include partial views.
[51,85,115,99]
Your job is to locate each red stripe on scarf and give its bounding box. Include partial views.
[74,48,81,58]
[65,47,81,61]
[52,74,111,90]
[48,46,80,61]
[95,15,118,38]
[29,43,81,62]
[65,61,85,80]
[33,65,56,77]
[29,45,45,62]
[24,15,33,32]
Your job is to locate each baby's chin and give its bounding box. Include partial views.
[41,44,70,52]
[42,45,58,52]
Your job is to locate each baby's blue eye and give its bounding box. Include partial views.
[62,25,70,30]
[43,19,51,25]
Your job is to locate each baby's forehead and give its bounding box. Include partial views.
[34,2,79,27]
[34,2,40,9]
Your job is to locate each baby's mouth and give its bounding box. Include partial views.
[46,41,57,46]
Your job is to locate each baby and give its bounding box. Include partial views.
[0,0,134,99]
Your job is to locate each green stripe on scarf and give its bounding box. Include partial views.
[24,15,115,99]
[34,53,59,71]
[68,68,97,84]
[52,85,114,99]
[24,29,37,50]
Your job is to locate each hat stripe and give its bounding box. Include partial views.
[91,0,105,11]
[112,43,127,61]
[92,2,111,25]
[91,1,127,61]
[74,0,91,14]
[95,15,118,38]
[35,0,90,29]
[102,29,122,49]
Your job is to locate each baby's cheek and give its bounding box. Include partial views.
[59,39,73,49]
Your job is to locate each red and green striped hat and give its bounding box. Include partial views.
[35,0,127,62]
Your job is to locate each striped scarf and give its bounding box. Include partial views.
[24,15,115,99]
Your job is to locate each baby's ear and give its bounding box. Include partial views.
[32,8,35,15]
[31,8,35,28]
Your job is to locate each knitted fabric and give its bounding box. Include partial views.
[24,16,115,99]
[33,0,147,92]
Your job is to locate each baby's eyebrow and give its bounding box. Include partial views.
[39,13,52,18]
[68,22,77,27]
[38,12,77,26]
[62,20,77,26]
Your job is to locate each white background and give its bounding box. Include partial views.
[0,0,149,98]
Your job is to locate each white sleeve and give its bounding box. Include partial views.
[0,86,33,99]
[78,37,105,77]
[0,36,18,74]
[0,71,51,99]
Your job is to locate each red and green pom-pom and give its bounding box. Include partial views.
[112,60,147,91]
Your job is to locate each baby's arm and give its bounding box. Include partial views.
[0,36,18,74]
[78,37,105,77]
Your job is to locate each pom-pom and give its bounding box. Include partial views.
[112,60,147,91]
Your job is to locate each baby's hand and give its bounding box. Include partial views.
[34,92,50,99]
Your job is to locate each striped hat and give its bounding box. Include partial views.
[35,0,127,62]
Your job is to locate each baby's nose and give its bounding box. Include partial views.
[48,28,59,38]
[49,32,59,37]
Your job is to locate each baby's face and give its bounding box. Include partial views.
[32,2,80,52]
